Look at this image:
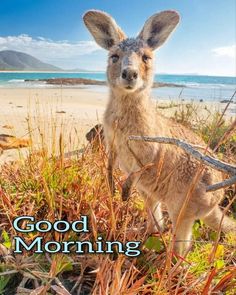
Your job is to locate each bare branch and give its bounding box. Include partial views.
[206,175,236,192]
[129,135,236,192]
[129,136,236,175]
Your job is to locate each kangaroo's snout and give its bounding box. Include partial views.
[120,66,140,90]
[121,68,138,82]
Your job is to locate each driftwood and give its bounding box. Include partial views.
[129,135,236,192]
[0,134,30,150]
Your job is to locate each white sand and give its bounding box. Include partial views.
[0,87,235,164]
[0,87,108,164]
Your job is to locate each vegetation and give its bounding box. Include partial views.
[0,102,235,294]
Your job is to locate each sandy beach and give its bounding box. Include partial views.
[0,87,106,136]
[0,87,107,163]
[0,86,235,164]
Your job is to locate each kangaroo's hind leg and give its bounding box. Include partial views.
[166,202,195,256]
[107,150,117,196]
[122,172,135,201]
[203,205,236,233]
[172,216,195,256]
[145,197,165,233]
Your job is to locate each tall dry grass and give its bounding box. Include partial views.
[0,100,235,294]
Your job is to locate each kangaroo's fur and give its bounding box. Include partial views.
[83,10,236,255]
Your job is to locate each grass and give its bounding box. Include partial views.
[0,101,236,294]
[173,102,236,161]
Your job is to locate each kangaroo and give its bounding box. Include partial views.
[83,10,236,255]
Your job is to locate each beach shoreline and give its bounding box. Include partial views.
[0,86,235,164]
[0,72,235,101]
[24,77,185,88]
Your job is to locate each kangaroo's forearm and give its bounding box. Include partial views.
[107,150,117,195]
[122,173,136,201]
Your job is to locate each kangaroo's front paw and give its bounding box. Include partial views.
[108,175,116,196]
[121,183,132,201]
[109,181,116,196]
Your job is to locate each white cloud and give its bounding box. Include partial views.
[0,34,101,67]
[212,44,236,58]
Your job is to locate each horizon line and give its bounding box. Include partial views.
[0,70,235,78]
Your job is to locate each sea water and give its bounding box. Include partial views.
[0,72,235,102]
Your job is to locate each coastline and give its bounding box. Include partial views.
[0,86,235,165]
[0,72,235,102]
[24,77,185,88]
[1,70,235,78]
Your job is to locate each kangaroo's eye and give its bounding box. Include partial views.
[111,54,119,63]
[142,55,151,63]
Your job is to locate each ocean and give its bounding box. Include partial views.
[0,72,235,102]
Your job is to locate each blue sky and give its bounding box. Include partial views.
[0,0,235,76]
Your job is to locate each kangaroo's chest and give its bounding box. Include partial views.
[104,106,157,173]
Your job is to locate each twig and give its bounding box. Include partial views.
[206,175,236,192]
[54,277,72,295]
[0,269,18,276]
[129,136,236,175]
[129,136,236,191]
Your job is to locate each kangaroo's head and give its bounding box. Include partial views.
[83,10,180,93]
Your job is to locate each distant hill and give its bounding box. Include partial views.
[0,50,62,71]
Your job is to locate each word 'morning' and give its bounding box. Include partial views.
[14,236,141,257]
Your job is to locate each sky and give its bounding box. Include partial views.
[0,0,235,76]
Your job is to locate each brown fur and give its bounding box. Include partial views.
[86,124,104,144]
[85,124,105,152]
[83,10,236,255]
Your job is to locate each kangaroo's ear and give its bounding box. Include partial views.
[83,10,126,50]
[138,10,180,50]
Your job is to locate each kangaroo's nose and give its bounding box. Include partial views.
[122,68,138,81]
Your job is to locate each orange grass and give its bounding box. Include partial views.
[0,105,235,294]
